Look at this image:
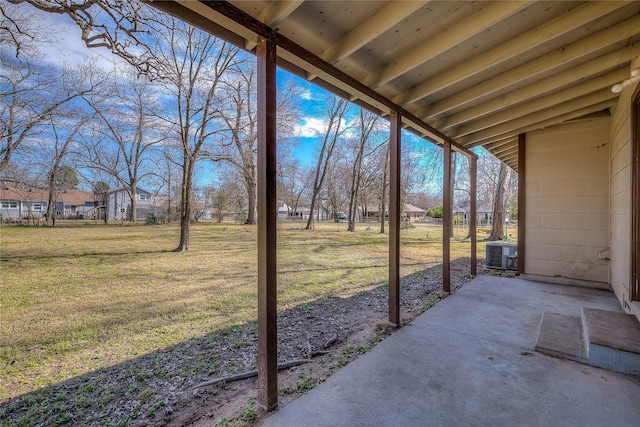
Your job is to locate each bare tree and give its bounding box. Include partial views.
[378,144,390,233]
[346,109,380,232]
[203,68,301,225]
[81,67,165,222]
[206,66,259,224]
[211,183,233,223]
[149,16,238,251]
[487,161,509,241]
[43,114,90,225]
[1,49,92,175]
[277,157,311,218]
[1,1,40,57]
[7,0,154,74]
[93,180,109,223]
[150,147,181,224]
[306,97,350,230]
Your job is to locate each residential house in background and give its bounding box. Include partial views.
[151,195,179,223]
[0,188,98,220]
[277,202,289,219]
[404,204,426,222]
[55,191,97,219]
[453,200,498,225]
[359,204,426,222]
[0,187,48,220]
[107,187,153,221]
[287,204,330,221]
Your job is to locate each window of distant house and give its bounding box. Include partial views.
[139,194,147,200]
[2,201,18,208]
[32,203,42,211]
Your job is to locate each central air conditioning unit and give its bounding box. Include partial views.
[486,242,517,270]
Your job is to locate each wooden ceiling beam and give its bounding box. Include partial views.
[153,0,248,48]
[258,0,304,27]
[500,150,519,161]
[460,89,617,145]
[451,68,628,138]
[499,155,519,168]
[492,142,518,157]
[482,138,516,152]
[403,1,633,107]
[432,44,640,131]
[472,102,615,149]
[319,1,427,65]
[198,0,475,157]
[467,98,617,148]
[365,1,531,88]
[245,1,305,50]
[419,13,640,121]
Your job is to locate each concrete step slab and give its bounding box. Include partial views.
[582,307,640,376]
[535,312,587,361]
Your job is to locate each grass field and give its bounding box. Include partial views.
[0,220,488,404]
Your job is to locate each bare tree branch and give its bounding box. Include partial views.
[6,0,155,75]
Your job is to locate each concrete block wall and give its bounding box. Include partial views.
[609,79,639,319]
[526,117,610,284]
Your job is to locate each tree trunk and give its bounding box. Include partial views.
[166,157,172,224]
[449,152,457,238]
[47,171,56,227]
[379,146,389,234]
[175,161,193,252]
[245,172,257,225]
[488,162,508,241]
[129,179,137,223]
[347,151,365,232]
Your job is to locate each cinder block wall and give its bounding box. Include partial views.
[609,80,638,317]
[525,117,610,284]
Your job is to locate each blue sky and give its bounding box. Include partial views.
[38,7,339,168]
[32,4,451,193]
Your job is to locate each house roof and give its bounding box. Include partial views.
[364,204,425,213]
[404,204,425,213]
[58,191,94,206]
[153,1,640,171]
[108,187,152,195]
[0,187,48,202]
[454,200,493,214]
[0,188,94,205]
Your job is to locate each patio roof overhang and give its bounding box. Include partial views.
[150,0,640,171]
[146,0,640,412]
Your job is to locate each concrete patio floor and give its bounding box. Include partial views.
[260,276,640,426]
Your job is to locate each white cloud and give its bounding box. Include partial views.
[34,8,120,71]
[299,89,314,100]
[294,116,365,139]
[295,117,328,137]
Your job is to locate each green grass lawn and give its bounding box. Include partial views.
[0,220,487,402]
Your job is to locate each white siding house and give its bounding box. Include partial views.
[107,188,154,221]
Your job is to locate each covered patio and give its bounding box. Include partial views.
[261,275,640,426]
[150,0,640,413]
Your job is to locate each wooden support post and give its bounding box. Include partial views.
[517,133,526,276]
[256,36,278,412]
[443,142,452,293]
[389,112,401,326]
[470,155,477,276]
[631,93,639,301]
